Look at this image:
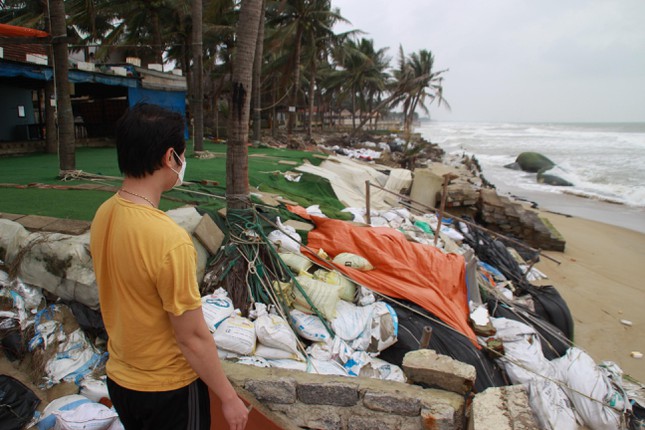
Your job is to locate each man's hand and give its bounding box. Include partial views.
[221,396,249,430]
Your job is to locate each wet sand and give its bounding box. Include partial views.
[535,209,645,382]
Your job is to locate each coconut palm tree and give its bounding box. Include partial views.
[49,0,75,172]
[191,0,204,151]
[266,0,346,135]
[227,0,263,210]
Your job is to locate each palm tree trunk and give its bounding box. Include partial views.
[252,0,266,144]
[307,59,316,138]
[227,0,262,210]
[43,0,57,154]
[191,0,204,151]
[151,11,164,64]
[50,0,75,172]
[287,26,303,136]
[351,90,356,130]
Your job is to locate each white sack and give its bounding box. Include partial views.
[552,347,623,430]
[37,395,92,430]
[79,377,109,402]
[490,317,551,385]
[313,269,356,302]
[255,344,301,361]
[201,288,234,331]
[331,300,372,342]
[279,252,312,273]
[528,378,581,430]
[18,232,98,309]
[0,219,30,263]
[292,276,342,319]
[332,252,374,271]
[53,402,118,430]
[267,218,301,254]
[253,303,298,354]
[289,309,331,342]
[45,328,106,387]
[213,312,256,355]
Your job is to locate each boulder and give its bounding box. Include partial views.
[537,171,573,186]
[510,152,555,173]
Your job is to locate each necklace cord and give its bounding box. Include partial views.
[120,188,156,207]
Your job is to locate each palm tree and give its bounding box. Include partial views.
[252,0,266,144]
[393,47,450,136]
[191,0,204,151]
[227,0,263,210]
[49,0,75,172]
[225,0,263,313]
[266,0,346,135]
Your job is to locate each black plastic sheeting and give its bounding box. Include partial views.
[457,221,574,343]
[380,300,507,393]
[66,301,108,341]
[0,375,40,430]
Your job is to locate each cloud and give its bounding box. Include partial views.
[333,0,645,122]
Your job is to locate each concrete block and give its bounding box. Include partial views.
[297,381,359,406]
[469,385,539,430]
[269,403,343,430]
[347,414,406,430]
[16,215,58,231]
[362,390,421,416]
[42,218,91,235]
[403,349,476,395]
[193,213,224,255]
[244,378,297,404]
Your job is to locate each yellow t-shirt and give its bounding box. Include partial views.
[90,194,201,391]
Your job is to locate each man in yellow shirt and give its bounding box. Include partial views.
[90,103,248,430]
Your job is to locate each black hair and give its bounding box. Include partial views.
[115,103,186,178]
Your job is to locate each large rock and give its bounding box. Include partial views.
[506,152,555,173]
[537,171,573,186]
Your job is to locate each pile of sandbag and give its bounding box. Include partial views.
[485,317,632,430]
[0,269,122,429]
[206,224,404,382]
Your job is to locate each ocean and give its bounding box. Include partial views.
[417,121,645,233]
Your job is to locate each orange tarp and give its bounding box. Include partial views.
[288,205,478,346]
[0,23,49,38]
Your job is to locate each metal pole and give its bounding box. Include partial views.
[365,180,371,225]
[419,326,433,349]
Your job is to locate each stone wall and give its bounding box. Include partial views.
[478,189,565,252]
[222,361,466,430]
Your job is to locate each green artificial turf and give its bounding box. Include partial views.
[0,140,349,221]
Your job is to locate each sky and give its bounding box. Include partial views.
[332,0,645,123]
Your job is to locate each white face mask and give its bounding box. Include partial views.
[170,150,186,187]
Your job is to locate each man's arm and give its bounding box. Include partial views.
[168,307,248,430]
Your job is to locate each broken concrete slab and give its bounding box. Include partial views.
[468,384,540,430]
[284,220,314,232]
[402,349,476,395]
[193,213,225,255]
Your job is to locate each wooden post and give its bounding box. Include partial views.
[434,174,456,247]
[365,180,371,225]
[419,326,433,349]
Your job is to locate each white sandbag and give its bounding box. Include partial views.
[313,269,356,302]
[331,300,372,342]
[79,377,109,402]
[255,344,301,361]
[306,342,333,361]
[37,395,92,430]
[279,252,312,273]
[53,402,118,430]
[528,379,581,430]
[201,288,234,331]
[267,218,301,254]
[292,276,342,319]
[253,303,298,354]
[552,347,623,430]
[307,358,348,376]
[0,219,29,263]
[357,286,375,306]
[267,358,308,372]
[45,328,106,387]
[332,252,374,271]
[213,312,256,355]
[289,309,331,342]
[359,357,407,383]
[490,317,551,385]
[351,302,398,353]
[305,205,326,218]
[18,231,98,309]
[236,356,271,368]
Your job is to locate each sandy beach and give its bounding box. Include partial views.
[535,209,645,382]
